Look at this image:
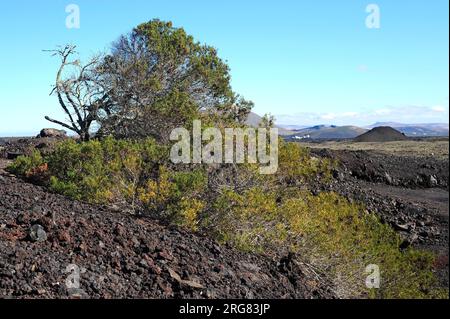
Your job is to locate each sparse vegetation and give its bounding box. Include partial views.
[7,136,446,299]
[4,18,447,300]
[7,150,44,179]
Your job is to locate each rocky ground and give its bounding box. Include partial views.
[310,146,449,287]
[1,136,448,298]
[0,158,331,299]
[0,136,63,159]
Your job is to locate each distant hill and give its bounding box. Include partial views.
[246,114,449,138]
[286,125,368,140]
[245,112,294,136]
[354,126,408,142]
[367,122,449,137]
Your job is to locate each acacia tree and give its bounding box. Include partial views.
[45,45,110,141]
[96,20,253,142]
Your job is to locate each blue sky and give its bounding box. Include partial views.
[0,0,448,136]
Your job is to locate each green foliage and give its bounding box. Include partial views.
[277,191,442,298]
[97,19,253,140]
[137,166,208,229]
[8,138,445,299]
[209,187,285,252]
[41,138,167,204]
[277,140,336,185]
[259,113,275,128]
[208,187,444,298]
[7,150,44,177]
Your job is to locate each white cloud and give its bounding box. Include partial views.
[319,113,336,120]
[341,112,359,117]
[431,105,446,112]
[275,104,449,126]
[317,112,358,121]
[373,108,391,116]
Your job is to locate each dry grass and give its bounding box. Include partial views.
[299,139,449,159]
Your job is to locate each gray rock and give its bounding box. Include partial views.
[392,223,410,232]
[427,175,438,187]
[67,288,88,299]
[332,169,345,181]
[384,172,393,184]
[7,152,23,160]
[239,262,261,272]
[29,224,47,242]
[167,266,204,289]
[38,128,67,138]
[205,289,217,298]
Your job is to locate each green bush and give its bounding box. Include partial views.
[207,187,445,298]
[137,166,208,229]
[7,150,44,177]
[277,141,336,185]
[7,138,447,299]
[9,137,167,204]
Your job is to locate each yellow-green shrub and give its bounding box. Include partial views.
[138,166,208,229]
[208,187,285,252]
[7,138,446,299]
[9,137,167,204]
[174,198,205,231]
[7,150,44,177]
[207,187,445,299]
[277,141,336,185]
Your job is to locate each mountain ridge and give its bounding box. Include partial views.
[274,118,449,138]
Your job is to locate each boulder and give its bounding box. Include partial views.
[38,128,67,139]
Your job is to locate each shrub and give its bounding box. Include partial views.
[207,187,445,298]
[138,166,208,229]
[277,191,444,298]
[277,141,336,185]
[7,150,44,177]
[7,138,446,299]
[9,137,167,205]
[208,187,284,252]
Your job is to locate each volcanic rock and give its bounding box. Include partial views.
[29,224,47,242]
[37,129,67,139]
[354,126,408,142]
[0,170,332,299]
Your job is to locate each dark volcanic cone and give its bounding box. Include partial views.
[354,126,409,142]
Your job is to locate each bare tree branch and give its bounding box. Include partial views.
[44,116,79,133]
[44,45,106,141]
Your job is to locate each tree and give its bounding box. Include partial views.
[45,45,109,141]
[259,113,275,128]
[96,20,253,142]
